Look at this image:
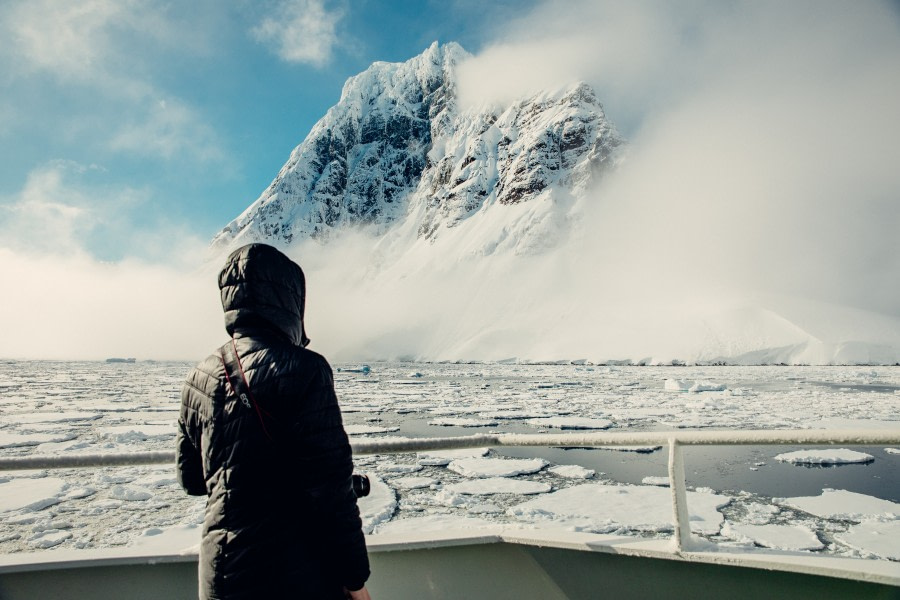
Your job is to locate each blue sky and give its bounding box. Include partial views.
[1,0,898,360]
[0,0,540,262]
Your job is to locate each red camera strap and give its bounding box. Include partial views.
[219,338,274,443]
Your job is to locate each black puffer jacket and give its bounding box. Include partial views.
[177,244,369,599]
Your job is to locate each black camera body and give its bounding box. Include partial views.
[351,473,370,498]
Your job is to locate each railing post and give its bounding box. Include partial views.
[668,438,691,553]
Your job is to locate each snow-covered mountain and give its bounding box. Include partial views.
[212,43,900,365]
[213,42,623,253]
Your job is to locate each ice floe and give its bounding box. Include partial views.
[128,524,201,553]
[834,520,900,560]
[374,514,496,535]
[427,417,498,427]
[29,530,73,549]
[391,477,436,490]
[345,424,400,435]
[508,484,730,535]
[664,380,727,393]
[108,485,153,501]
[444,478,552,495]
[547,465,594,479]
[447,457,547,478]
[774,449,875,465]
[99,425,174,440]
[379,462,423,474]
[777,489,899,520]
[0,477,67,512]
[641,476,670,487]
[417,447,490,466]
[525,417,612,430]
[721,523,824,551]
[358,477,397,534]
[0,432,76,448]
[11,412,102,424]
[597,446,662,453]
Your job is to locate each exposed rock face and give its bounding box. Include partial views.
[213,42,624,253]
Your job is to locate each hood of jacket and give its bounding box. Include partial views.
[219,243,309,347]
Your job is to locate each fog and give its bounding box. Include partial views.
[298,0,900,362]
[0,163,223,361]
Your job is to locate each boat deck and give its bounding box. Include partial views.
[1,528,897,599]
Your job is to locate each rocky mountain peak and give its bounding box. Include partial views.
[213,43,624,253]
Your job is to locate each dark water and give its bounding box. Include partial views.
[391,417,900,503]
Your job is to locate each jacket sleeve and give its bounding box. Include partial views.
[289,357,370,591]
[176,391,207,497]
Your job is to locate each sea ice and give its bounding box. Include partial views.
[597,446,662,453]
[0,432,76,449]
[641,476,670,487]
[428,417,498,427]
[774,449,875,465]
[29,530,73,549]
[108,485,153,501]
[884,448,900,455]
[374,514,496,535]
[664,379,726,393]
[345,424,400,435]
[525,417,612,430]
[99,425,175,441]
[778,489,899,520]
[508,484,730,535]
[447,457,547,478]
[444,478,551,495]
[547,465,595,479]
[417,447,489,466]
[358,477,397,534]
[739,502,780,525]
[664,379,692,392]
[11,412,102,424]
[379,462,423,474]
[689,381,727,392]
[0,478,66,512]
[834,520,900,560]
[721,522,824,551]
[809,418,900,430]
[391,477,436,490]
[129,524,201,553]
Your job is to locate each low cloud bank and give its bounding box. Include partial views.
[291,1,900,363]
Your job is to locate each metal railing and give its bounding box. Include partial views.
[2,429,898,553]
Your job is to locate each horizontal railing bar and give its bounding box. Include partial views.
[0,451,176,471]
[493,429,900,448]
[0,429,897,471]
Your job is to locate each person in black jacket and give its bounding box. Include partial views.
[177,243,371,600]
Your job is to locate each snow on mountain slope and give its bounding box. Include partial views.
[213,42,624,254]
[210,43,899,365]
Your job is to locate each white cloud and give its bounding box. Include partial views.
[0,248,223,361]
[454,0,900,318]
[0,161,210,265]
[2,0,125,81]
[0,0,227,164]
[251,0,344,66]
[108,97,225,162]
[0,162,224,361]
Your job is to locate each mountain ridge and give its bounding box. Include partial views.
[213,42,624,252]
[210,43,899,366]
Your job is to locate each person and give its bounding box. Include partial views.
[177,243,372,599]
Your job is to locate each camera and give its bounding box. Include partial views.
[351,473,370,498]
